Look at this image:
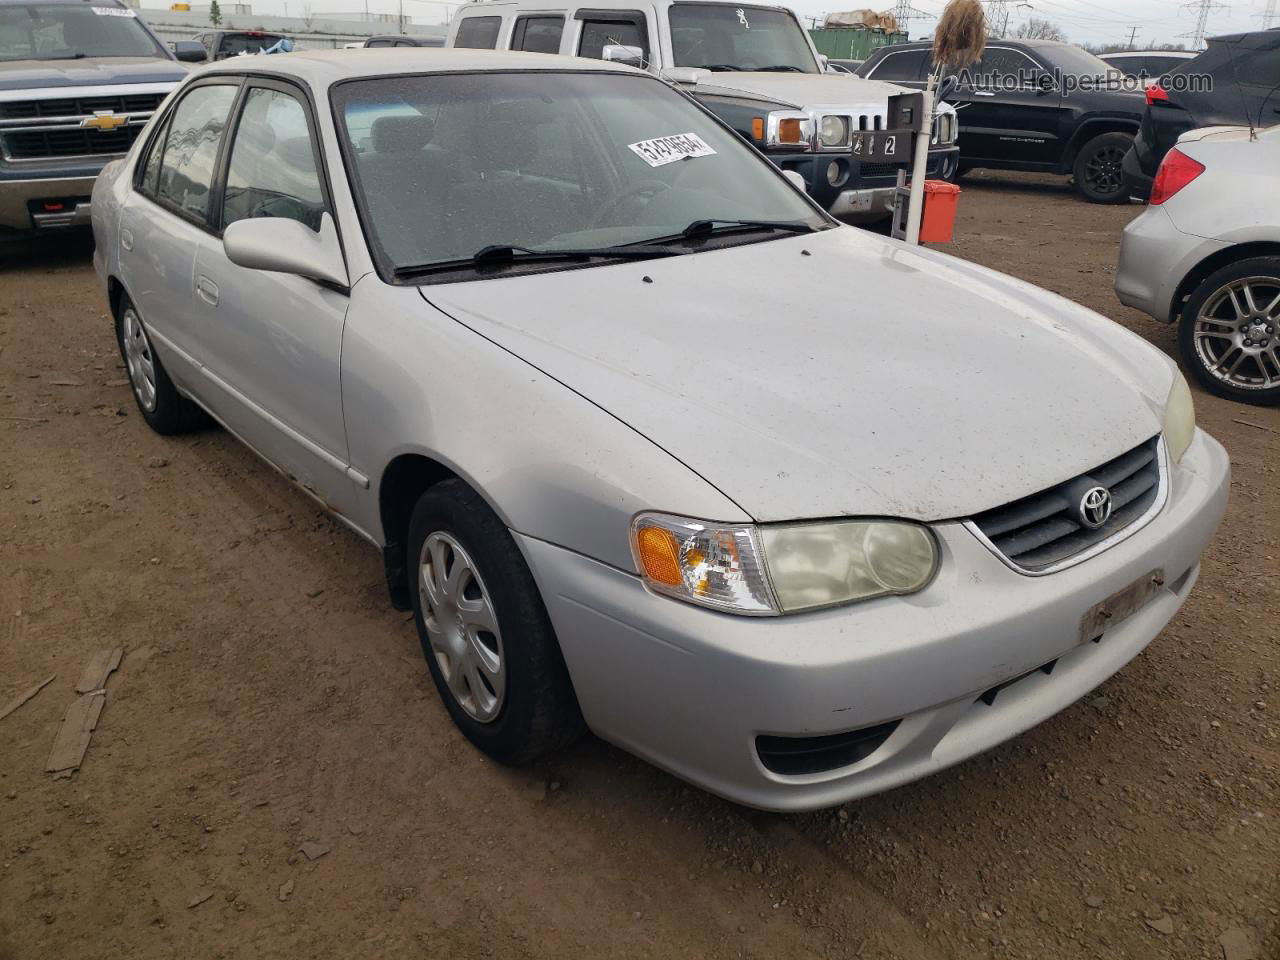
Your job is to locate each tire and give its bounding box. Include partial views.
[407,479,583,763]
[114,295,208,434]
[1178,257,1280,406]
[1071,131,1132,204]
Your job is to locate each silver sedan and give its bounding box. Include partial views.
[93,50,1229,811]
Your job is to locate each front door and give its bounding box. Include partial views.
[950,46,1066,167]
[191,78,356,514]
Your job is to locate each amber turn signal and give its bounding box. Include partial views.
[635,526,683,586]
[777,118,804,144]
[751,117,765,140]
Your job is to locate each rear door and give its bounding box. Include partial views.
[117,78,241,393]
[190,77,355,512]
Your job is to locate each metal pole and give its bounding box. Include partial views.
[904,85,933,245]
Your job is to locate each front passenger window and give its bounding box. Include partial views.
[222,87,326,232]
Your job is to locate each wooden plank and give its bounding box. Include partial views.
[75,648,124,694]
[0,674,55,722]
[45,692,106,775]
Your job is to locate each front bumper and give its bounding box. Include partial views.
[772,144,960,220]
[1115,203,1227,322]
[519,430,1229,811]
[0,172,99,233]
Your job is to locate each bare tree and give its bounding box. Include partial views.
[300,2,315,28]
[1012,17,1067,42]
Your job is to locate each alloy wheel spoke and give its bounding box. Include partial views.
[457,596,497,634]
[1240,283,1259,314]
[1226,288,1248,320]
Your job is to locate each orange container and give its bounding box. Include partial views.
[919,179,961,243]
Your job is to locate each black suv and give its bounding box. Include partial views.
[1124,29,1280,201]
[858,39,1146,202]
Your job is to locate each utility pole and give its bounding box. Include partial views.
[1262,0,1277,29]
[891,0,936,36]
[1179,0,1225,49]
[1125,25,1138,48]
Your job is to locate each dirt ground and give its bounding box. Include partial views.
[1,172,1277,960]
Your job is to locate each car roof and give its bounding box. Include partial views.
[194,47,643,85]
[1100,50,1196,58]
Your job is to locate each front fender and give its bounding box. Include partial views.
[339,278,750,572]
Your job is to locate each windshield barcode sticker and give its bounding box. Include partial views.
[628,133,717,167]
[91,6,138,14]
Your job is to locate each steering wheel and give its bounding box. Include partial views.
[591,180,672,228]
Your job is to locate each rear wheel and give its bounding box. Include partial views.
[1178,257,1280,405]
[407,480,583,763]
[1072,131,1132,204]
[114,296,207,434]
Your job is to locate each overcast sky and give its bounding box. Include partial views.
[259,0,1270,48]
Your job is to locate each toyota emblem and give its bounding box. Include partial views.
[1078,486,1113,529]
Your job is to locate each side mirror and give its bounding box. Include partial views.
[936,74,959,101]
[658,66,711,85]
[602,44,645,68]
[223,213,348,288]
[782,170,807,193]
[817,53,830,70]
[172,40,208,62]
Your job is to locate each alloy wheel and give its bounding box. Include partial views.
[1083,144,1125,196]
[120,307,158,412]
[1194,276,1280,393]
[418,531,506,723]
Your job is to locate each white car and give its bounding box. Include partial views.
[1116,124,1280,405]
[92,50,1229,811]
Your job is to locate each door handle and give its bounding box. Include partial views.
[973,90,996,97]
[120,227,133,251]
[196,276,219,306]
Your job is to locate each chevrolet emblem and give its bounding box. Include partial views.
[81,111,129,132]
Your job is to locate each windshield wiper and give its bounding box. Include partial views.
[680,218,819,239]
[695,63,743,71]
[394,243,679,278]
[757,64,807,72]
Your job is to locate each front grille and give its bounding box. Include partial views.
[0,92,165,120]
[1,125,141,160]
[756,720,900,776]
[969,436,1163,572]
[857,156,943,179]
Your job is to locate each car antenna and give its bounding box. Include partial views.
[1221,34,1258,141]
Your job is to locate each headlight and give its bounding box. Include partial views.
[631,513,938,615]
[1163,368,1195,463]
[819,115,849,148]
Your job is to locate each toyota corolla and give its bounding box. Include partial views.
[91,50,1229,811]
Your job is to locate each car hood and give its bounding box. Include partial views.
[683,71,927,114]
[0,57,187,91]
[422,228,1172,523]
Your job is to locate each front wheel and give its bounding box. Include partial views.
[407,480,583,763]
[1072,132,1132,204]
[1178,257,1280,405]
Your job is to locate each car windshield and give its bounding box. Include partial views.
[333,71,827,277]
[0,3,165,61]
[669,3,818,73]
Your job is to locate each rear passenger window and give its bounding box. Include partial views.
[868,48,925,81]
[454,16,501,49]
[222,86,326,232]
[577,17,647,62]
[511,15,563,54]
[153,83,238,223]
[138,114,170,196]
